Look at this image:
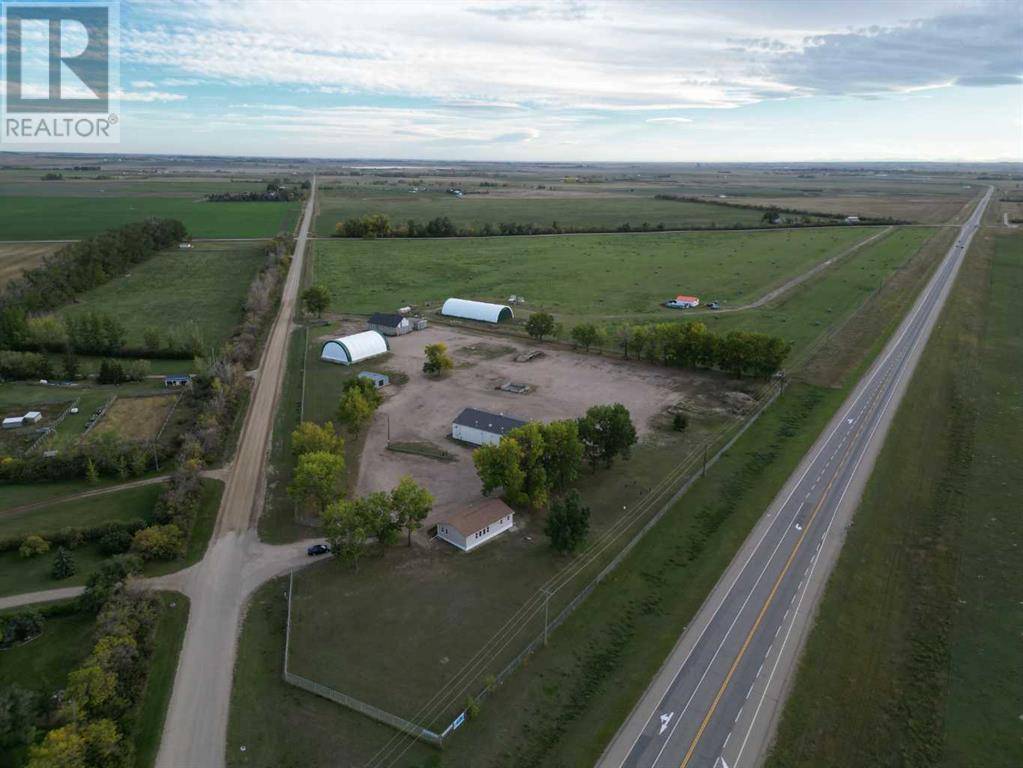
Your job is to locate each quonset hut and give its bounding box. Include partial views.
[441,298,513,323]
[320,331,389,366]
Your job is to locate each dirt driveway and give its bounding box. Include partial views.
[354,325,714,519]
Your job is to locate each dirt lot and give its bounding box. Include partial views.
[90,392,179,442]
[343,323,741,521]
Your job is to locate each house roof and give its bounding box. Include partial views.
[675,295,699,302]
[439,497,514,537]
[453,407,527,436]
[164,374,190,382]
[358,371,389,382]
[368,313,406,328]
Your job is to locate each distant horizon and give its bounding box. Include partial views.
[0,0,1019,162]
[2,150,1021,168]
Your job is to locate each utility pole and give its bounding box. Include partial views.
[542,588,552,646]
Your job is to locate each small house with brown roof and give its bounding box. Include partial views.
[437,497,515,552]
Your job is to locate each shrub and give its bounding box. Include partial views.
[130,524,185,561]
[18,535,50,558]
[0,610,44,648]
[98,529,133,556]
[673,412,689,432]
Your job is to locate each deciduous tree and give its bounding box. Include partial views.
[525,312,555,342]
[544,490,590,553]
[391,475,434,546]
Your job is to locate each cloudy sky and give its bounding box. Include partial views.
[5,0,1022,160]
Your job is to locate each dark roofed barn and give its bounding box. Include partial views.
[451,407,528,446]
[367,313,412,336]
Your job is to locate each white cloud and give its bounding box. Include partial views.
[115,89,186,103]
[646,117,693,124]
[131,80,157,89]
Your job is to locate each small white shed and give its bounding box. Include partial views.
[2,416,23,430]
[437,498,515,552]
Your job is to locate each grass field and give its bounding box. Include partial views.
[707,226,943,364]
[313,227,876,324]
[766,231,1022,768]
[0,478,223,597]
[313,190,807,236]
[0,606,95,768]
[0,243,61,289]
[0,196,300,240]
[57,242,267,350]
[132,592,191,768]
[0,482,162,540]
[741,194,972,223]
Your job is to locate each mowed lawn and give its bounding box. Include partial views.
[314,190,790,236]
[0,196,300,240]
[313,227,875,323]
[0,482,162,540]
[767,231,1023,767]
[57,242,267,349]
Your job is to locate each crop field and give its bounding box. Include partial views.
[89,393,180,442]
[767,234,1022,767]
[314,190,798,235]
[0,243,61,289]
[707,226,942,366]
[57,242,267,350]
[312,226,876,324]
[0,196,300,240]
[740,194,974,223]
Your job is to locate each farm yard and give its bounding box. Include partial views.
[56,241,270,351]
[88,392,182,443]
[312,226,877,325]
[279,322,758,732]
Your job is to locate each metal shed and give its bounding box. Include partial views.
[441,298,514,323]
[320,331,390,366]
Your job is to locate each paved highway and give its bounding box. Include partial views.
[598,186,993,768]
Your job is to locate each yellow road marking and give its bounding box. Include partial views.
[677,370,890,768]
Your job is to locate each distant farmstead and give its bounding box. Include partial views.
[367,313,412,336]
[666,295,700,309]
[441,298,514,324]
[437,497,515,552]
[452,407,528,446]
[320,331,390,366]
[164,374,191,388]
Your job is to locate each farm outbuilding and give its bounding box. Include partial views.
[441,298,514,323]
[358,371,390,389]
[320,331,390,366]
[452,407,528,446]
[164,374,191,388]
[367,313,412,336]
[2,417,22,430]
[437,497,515,552]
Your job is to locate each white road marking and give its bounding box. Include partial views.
[659,711,675,735]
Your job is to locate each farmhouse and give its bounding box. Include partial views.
[367,313,411,336]
[441,298,514,323]
[452,407,528,446]
[358,371,390,389]
[436,497,515,552]
[845,215,861,224]
[666,295,700,309]
[163,374,191,388]
[320,331,389,366]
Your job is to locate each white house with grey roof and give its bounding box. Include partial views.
[451,407,528,446]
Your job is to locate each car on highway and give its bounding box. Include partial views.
[306,543,330,556]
